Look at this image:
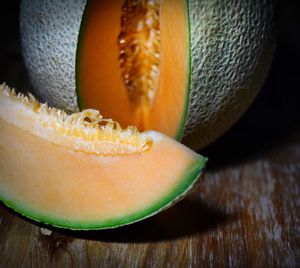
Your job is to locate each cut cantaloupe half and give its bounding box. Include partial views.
[0,84,206,230]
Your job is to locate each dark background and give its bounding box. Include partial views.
[0,1,299,168]
[0,1,299,267]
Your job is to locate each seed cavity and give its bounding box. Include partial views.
[118,0,161,107]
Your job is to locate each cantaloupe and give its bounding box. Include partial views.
[0,84,206,230]
[20,0,276,147]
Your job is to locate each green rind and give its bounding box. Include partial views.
[0,156,207,230]
[175,0,192,141]
[76,0,191,141]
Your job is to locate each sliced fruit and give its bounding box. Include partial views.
[20,0,276,148]
[0,84,207,230]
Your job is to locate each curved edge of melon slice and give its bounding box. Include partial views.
[0,83,207,230]
[0,156,206,230]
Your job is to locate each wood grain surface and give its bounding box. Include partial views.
[0,1,299,267]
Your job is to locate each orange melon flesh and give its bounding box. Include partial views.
[77,0,189,139]
[0,84,206,229]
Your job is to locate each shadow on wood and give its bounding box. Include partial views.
[0,197,235,243]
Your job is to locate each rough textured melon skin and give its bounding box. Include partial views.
[185,0,276,148]
[20,0,85,111]
[20,0,276,148]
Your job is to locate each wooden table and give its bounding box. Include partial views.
[0,1,299,267]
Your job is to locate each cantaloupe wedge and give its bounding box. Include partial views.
[0,84,207,230]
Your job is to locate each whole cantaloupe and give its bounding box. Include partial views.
[20,0,276,148]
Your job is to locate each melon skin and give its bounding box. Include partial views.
[20,0,276,148]
[20,0,86,111]
[185,0,276,148]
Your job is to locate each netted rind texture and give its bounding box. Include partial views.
[184,0,276,148]
[20,0,87,112]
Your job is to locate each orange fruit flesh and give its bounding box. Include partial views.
[77,0,189,139]
[0,117,197,222]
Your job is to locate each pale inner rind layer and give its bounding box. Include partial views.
[0,84,150,155]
